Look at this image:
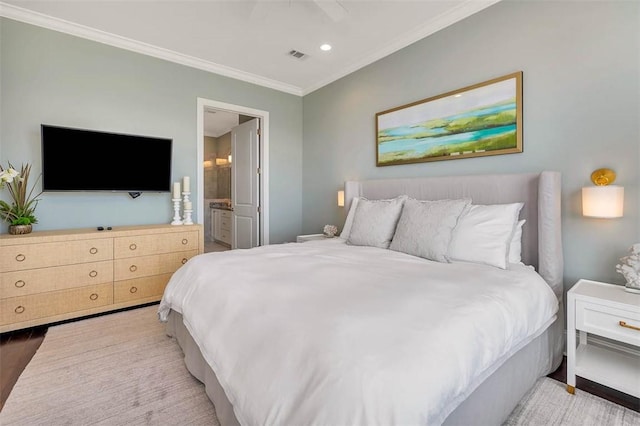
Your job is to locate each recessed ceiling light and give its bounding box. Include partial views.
[454,94,462,98]
[320,44,332,51]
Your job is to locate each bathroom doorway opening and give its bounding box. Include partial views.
[196,98,270,252]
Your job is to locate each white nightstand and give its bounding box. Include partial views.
[296,234,328,243]
[566,279,640,397]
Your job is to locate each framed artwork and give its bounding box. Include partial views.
[376,71,523,166]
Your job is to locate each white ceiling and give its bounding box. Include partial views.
[204,109,239,138]
[1,0,500,96]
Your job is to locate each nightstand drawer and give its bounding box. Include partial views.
[576,300,640,346]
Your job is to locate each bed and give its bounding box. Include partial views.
[158,171,564,426]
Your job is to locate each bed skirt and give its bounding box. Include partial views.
[166,310,562,426]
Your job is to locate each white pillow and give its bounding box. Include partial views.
[508,219,526,264]
[448,202,524,269]
[339,196,360,240]
[389,198,471,262]
[347,196,407,249]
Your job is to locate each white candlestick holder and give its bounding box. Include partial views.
[182,191,192,225]
[183,209,194,225]
[171,198,183,225]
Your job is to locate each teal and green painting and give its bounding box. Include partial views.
[376,74,521,166]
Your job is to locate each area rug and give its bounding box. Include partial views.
[0,305,219,425]
[505,376,639,426]
[1,305,638,425]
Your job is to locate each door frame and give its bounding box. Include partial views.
[196,97,270,245]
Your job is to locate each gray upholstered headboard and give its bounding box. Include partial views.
[344,171,563,300]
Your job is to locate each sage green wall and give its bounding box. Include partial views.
[0,18,303,243]
[302,1,639,290]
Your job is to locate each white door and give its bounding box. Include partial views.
[231,118,260,249]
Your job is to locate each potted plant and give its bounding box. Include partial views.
[0,163,42,235]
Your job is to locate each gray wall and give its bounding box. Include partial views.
[302,1,639,290]
[2,2,638,291]
[0,18,303,244]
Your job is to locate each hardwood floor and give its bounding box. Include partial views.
[0,325,47,411]
[0,303,158,412]
[1,328,638,415]
[547,355,639,412]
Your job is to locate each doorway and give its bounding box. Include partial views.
[196,98,270,251]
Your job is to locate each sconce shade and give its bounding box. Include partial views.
[582,185,624,218]
[337,190,345,207]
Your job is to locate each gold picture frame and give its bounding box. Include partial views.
[376,71,523,166]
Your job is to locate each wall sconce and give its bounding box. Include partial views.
[582,168,624,218]
[337,190,345,207]
[228,154,232,163]
[203,160,213,169]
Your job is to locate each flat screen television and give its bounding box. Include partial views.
[41,124,172,193]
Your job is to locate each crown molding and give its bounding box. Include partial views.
[301,0,501,96]
[0,2,304,96]
[1,1,500,98]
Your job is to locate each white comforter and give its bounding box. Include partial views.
[158,239,558,426]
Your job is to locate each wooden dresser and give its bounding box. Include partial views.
[0,224,203,333]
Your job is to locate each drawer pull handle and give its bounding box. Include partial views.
[90,293,99,301]
[89,270,98,278]
[130,286,138,294]
[15,280,26,288]
[182,239,188,245]
[619,321,640,332]
[181,258,188,264]
[89,247,98,255]
[129,265,138,272]
[129,243,137,251]
[15,305,25,314]
[16,254,26,262]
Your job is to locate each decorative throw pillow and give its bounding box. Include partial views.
[339,197,360,240]
[448,202,524,269]
[347,196,407,249]
[389,198,471,262]
[508,219,526,264]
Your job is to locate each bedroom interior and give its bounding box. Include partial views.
[1,0,639,424]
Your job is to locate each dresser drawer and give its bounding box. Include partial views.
[1,260,113,299]
[0,239,113,272]
[114,273,173,303]
[114,231,199,258]
[576,299,640,346]
[220,210,232,219]
[114,250,197,281]
[0,283,113,326]
[220,217,231,232]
